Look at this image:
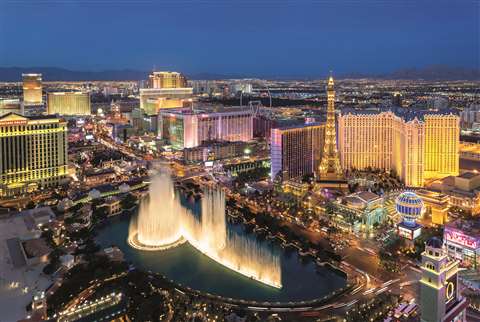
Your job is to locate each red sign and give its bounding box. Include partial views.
[445,227,479,249]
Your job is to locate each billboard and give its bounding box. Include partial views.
[444,227,479,250]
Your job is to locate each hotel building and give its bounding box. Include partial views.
[47,92,91,116]
[420,237,467,322]
[0,113,68,196]
[424,115,460,180]
[140,71,193,116]
[338,111,459,187]
[148,71,187,88]
[159,108,253,149]
[22,73,43,106]
[270,123,324,181]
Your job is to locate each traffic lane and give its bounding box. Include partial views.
[341,246,381,281]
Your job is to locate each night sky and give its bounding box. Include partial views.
[0,0,478,77]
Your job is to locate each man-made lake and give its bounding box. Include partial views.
[96,213,347,303]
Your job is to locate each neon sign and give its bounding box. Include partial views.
[445,227,479,249]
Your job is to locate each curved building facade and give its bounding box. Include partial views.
[0,113,68,196]
[47,92,91,116]
[396,191,424,223]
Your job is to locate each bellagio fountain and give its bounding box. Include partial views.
[127,169,282,288]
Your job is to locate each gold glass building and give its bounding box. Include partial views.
[140,71,193,116]
[47,92,91,116]
[22,73,43,106]
[423,114,459,180]
[338,111,459,187]
[271,123,325,181]
[148,71,187,89]
[0,113,68,196]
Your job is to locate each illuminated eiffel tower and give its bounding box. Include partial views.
[318,75,343,179]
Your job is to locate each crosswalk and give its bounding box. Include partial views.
[384,199,397,217]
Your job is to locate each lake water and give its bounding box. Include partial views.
[96,213,346,302]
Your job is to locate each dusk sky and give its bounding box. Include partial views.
[0,0,478,77]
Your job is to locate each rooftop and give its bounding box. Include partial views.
[344,191,381,209]
[84,168,115,177]
[161,106,252,116]
[6,238,26,268]
[273,121,325,131]
[356,191,381,203]
[446,219,480,236]
[0,112,63,122]
[340,108,458,122]
[426,236,443,248]
[22,238,51,259]
[48,91,88,96]
[458,171,480,180]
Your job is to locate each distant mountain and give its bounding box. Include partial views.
[0,67,148,82]
[0,67,246,82]
[382,65,480,81]
[0,65,478,81]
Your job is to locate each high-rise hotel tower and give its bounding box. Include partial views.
[148,71,187,89]
[0,113,68,196]
[318,76,343,180]
[140,71,193,116]
[271,123,325,181]
[159,107,253,149]
[424,115,460,180]
[47,92,91,116]
[22,73,43,106]
[338,111,459,187]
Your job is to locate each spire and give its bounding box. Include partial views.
[328,72,334,89]
[318,73,343,180]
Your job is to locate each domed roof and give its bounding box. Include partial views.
[396,191,423,205]
[426,237,443,249]
[395,191,423,217]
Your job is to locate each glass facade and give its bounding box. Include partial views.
[47,92,91,115]
[22,73,42,105]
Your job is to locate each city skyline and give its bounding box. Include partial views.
[0,1,479,320]
[1,0,479,77]
[1,69,478,322]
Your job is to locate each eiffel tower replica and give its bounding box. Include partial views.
[318,75,344,182]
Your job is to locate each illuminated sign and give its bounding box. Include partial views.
[445,273,457,312]
[445,227,479,249]
[397,223,422,240]
[0,120,27,126]
[398,225,413,240]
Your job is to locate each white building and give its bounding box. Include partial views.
[159,108,253,149]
